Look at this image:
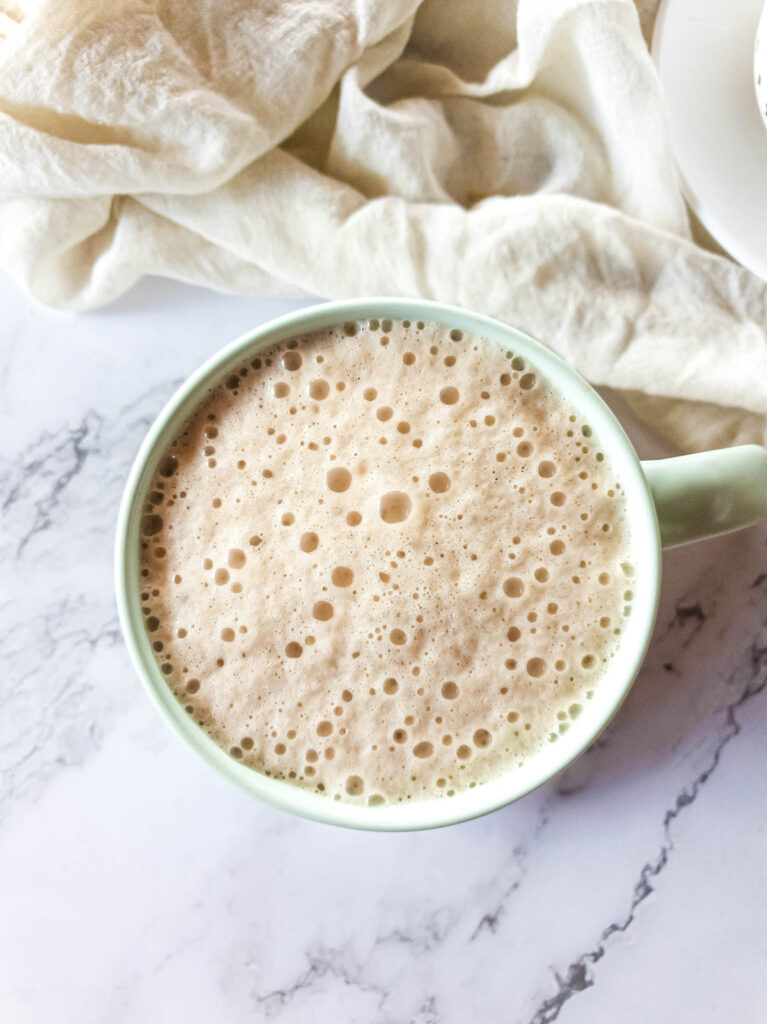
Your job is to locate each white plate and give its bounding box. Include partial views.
[652,0,767,281]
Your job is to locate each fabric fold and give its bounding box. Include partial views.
[1,0,765,450]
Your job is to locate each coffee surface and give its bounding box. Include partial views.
[139,319,633,804]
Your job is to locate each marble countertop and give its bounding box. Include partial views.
[1,273,766,1024]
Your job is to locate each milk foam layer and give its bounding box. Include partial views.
[139,319,633,804]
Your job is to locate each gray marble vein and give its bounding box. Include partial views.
[0,382,181,821]
[527,560,767,1022]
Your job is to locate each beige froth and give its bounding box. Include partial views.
[139,319,633,804]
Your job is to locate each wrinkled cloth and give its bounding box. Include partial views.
[1,0,766,451]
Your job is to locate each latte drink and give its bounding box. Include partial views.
[139,318,634,805]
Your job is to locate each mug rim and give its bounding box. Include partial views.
[115,298,661,830]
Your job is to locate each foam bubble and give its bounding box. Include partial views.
[327,467,352,493]
[428,472,450,494]
[282,351,303,372]
[313,601,334,621]
[379,491,412,524]
[158,455,178,478]
[331,566,354,587]
[228,549,246,569]
[141,514,163,537]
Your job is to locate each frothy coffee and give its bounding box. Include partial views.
[139,319,633,805]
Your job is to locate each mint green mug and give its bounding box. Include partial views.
[115,300,767,830]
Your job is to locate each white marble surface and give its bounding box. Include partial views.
[1,272,766,1024]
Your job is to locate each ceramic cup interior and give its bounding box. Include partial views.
[115,299,661,830]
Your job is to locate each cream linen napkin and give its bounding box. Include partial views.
[1,0,766,451]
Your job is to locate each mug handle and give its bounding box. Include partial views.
[641,445,767,549]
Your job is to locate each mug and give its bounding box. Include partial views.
[115,300,767,830]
